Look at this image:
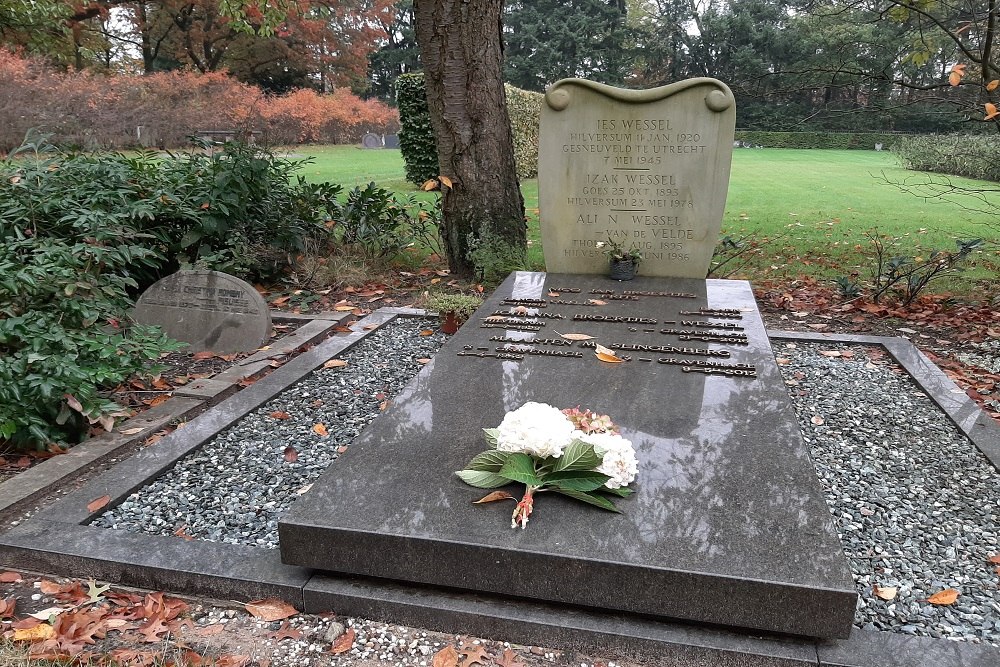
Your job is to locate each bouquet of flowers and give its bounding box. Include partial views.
[455,402,638,528]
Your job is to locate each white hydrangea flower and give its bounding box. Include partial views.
[495,401,575,459]
[577,431,638,489]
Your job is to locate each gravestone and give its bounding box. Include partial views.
[538,78,736,278]
[362,133,383,149]
[384,134,400,149]
[135,270,271,354]
[280,271,857,639]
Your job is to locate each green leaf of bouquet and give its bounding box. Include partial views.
[604,486,634,497]
[482,428,500,447]
[544,470,611,492]
[553,440,602,472]
[465,449,512,472]
[552,487,621,512]
[456,470,511,489]
[498,453,542,486]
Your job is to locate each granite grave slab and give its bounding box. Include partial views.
[135,270,271,354]
[279,271,857,639]
[538,79,736,278]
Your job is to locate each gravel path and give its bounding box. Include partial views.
[777,341,1000,645]
[94,317,448,548]
[95,320,1000,646]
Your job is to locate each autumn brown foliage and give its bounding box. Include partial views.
[0,50,398,151]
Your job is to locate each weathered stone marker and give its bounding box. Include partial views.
[135,270,271,354]
[539,79,736,278]
[280,271,857,639]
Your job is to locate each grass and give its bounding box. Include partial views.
[292,145,999,293]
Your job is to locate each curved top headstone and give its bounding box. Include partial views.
[135,270,271,354]
[539,78,736,278]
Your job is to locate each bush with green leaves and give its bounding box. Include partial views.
[865,230,983,306]
[396,73,439,185]
[0,233,182,450]
[0,134,341,288]
[892,134,1000,183]
[335,182,443,260]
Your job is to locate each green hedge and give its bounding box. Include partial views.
[892,134,1000,183]
[395,73,542,183]
[734,131,902,150]
[396,73,439,185]
[505,84,542,179]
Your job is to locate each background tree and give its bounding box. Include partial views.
[368,0,419,101]
[503,0,631,92]
[413,0,525,278]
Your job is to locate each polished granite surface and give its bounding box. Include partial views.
[278,272,857,638]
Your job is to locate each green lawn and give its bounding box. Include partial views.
[294,145,998,289]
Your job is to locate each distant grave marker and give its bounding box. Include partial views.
[362,133,384,149]
[538,78,736,278]
[135,270,271,354]
[384,134,400,149]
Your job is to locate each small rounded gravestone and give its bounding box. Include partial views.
[362,133,383,149]
[135,270,271,354]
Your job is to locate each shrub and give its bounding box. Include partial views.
[733,131,902,150]
[0,233,181,450]
[396,73,439,185]
[0,50,398,151]
[396,73,542,183]
[505,84,543,179]
[0,136,340,286]
[334,182,443,260]
[865,230,983,306]
[891,134,1000,183]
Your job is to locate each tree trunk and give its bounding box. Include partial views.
[413,0,526,279]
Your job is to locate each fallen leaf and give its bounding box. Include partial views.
[596,351,623,363]
[810,415,825,426]
[419,330,435,336]
[245,599,298,622]
[312,424,329,437]
[192,351,215,360]
[330,627,356,654]
[775,357,791,365]
[0,571,22,583]
[873,584,898,601]
[547,291,560,297]
[269,411,291,420]
[474,491,515,504]
[13,623,54,641]
[588,299,607,305]
[927,588,959,605]
[988,554,1000,564]
[819,350,842,358]
[432,646,459,667]
[64,394,83,413]
[495,648,527,667]
[119,427,144,435]
[283,446,298,463]
[86,495,111,513]
[554,332,595,341]
[439,175,454,189]
[323,359,348,368]
[28,607,66,621]
[267,620,302,641]
[334,305,356,312]
[0,598,14,619]
[194,624,226,637]
[459,642,491,667]
[85,579,110,603]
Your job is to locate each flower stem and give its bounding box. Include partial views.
[511,484,538,529]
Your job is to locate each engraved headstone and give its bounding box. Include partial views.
[539,78,736,278]
[362,133,383,149]
[135,270,271,354]
[384,133,400,149]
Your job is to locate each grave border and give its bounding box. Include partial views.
[0,321,997,667]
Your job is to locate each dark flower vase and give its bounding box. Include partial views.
[440,312,461,334]
[609,259,638,281]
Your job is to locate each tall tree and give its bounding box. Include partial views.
[503,0,631,92]
[413,0,525,278]
[368,0,419,101]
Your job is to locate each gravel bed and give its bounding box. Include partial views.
[956,339,1000,376]
[94,317,447,548]
[777,341,1000,645]
[96,322,1000,646]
